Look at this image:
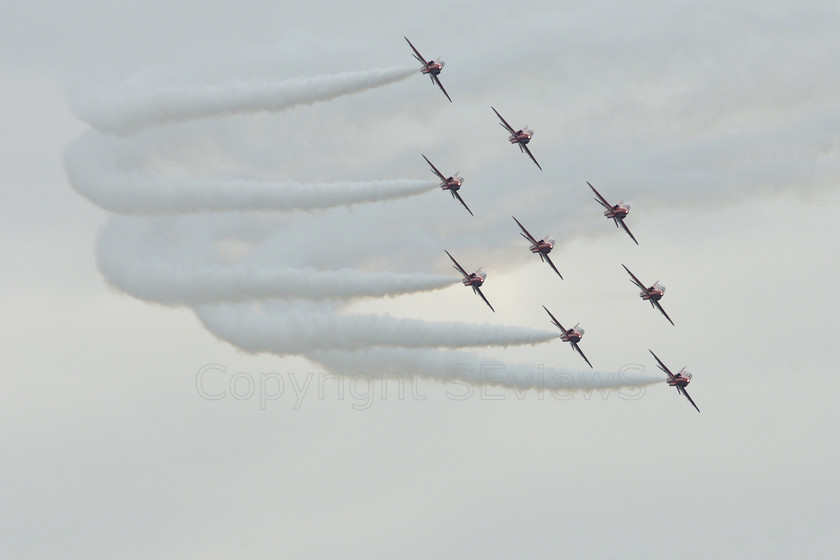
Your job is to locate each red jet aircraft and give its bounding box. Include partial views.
[422,154,472,216]
[543,306,592,368]
[622,264,674,326]
[492,107,542,170]
[404,37,451,102]
[445,250,494,312]
[513,216,562,279]
[649,350,699,413]
[588,181,638,245]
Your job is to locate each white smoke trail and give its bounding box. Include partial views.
[195,301,560,355]
[72,165,438,215]
[307,348,664,391]
[68,55,625,398]
[66,132,439,214]
[96,217,457,304]
[71,66,416,135]
[81,175,438,215]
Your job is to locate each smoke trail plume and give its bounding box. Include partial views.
[67,129,439,215]
[72,66,416,135]
[67,55,612,399]
[195,302,559,355]
[96,217,456,304]
[308,348,664,391]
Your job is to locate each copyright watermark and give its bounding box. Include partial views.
[196,363,650,410]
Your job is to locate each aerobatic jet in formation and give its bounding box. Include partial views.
[422,154,472,216]
[492,107,541,170]
[622,264,674,326]
[649,350,700,413]
[445,250,494,312]
[543,306,592,368]
[588,181,638,245]
[512,216,562,279]
[404,36,451,102]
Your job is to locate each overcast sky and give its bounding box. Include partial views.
[2,1,840,558]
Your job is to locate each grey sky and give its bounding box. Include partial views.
[2,1,839,558]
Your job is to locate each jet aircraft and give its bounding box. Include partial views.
[513,216,562,278]
[622,264,674,326]
[405,37,451,102]
[423,154,472,216]
[649,350,700,413]
[588,181,637,245]
[543,305,592,368]
[445,250,494,312]
[492,106,541,170]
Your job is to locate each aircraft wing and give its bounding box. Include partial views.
[404,36,426,64]
[522,144,542,171]
[542,305,566,334]
[653,300,675,326]
[587,181,613,211]
[445,250,470,279]
[622,264,647,291]
[572,342,593,368]
[492,106,516,135]
[422,154,446,181]
[432,75,452,103]
[543,253,563,279]
[474,285,495,312]
[618,218,639,245]
[679,386,700,413]
[649,349,677,381]
[513,216,539,245]
[452,190,473,216]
